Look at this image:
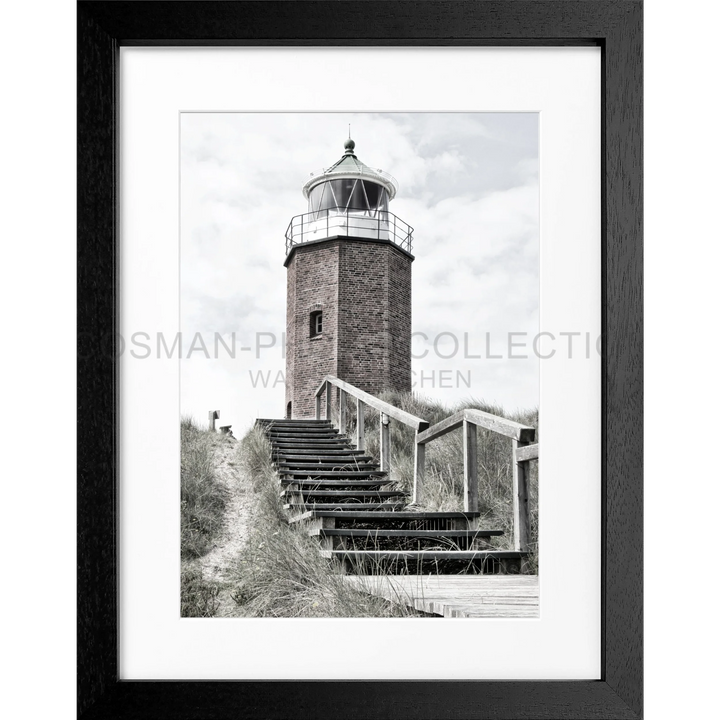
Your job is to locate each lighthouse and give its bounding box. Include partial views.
[284,137,414,418]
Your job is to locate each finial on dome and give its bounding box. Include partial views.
[344,136,356,155]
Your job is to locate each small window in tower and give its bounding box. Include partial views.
[310,310,323,338]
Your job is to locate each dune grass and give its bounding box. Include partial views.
[180,416,229,559]
[181,566,222,617]
[180,416,230,617]
[227,426,420,617]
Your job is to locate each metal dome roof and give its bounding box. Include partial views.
[302,139,398,200]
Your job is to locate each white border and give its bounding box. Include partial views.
[120,47,601,680]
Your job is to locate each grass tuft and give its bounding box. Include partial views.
[181,566,222,617]
[180,415,229,559]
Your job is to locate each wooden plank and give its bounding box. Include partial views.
[339,389,347,435]
[417,408,535,445]
[343,574,539,620]
[284,490,405,497]
[278,470,386,477]
[407,592,539,601]
[463,408,535,443]
[347,577,535,588]
[355,398,365,452]
[325,550,525,560]
[258,419,329,426]
[412,439,425,505]
[317,375,428,430]
[515,443,539,462]
[269,432,345,438]
[380,413,391,472]
[286,503,404,512]
[463,420,478,513]
[416,409,464,445]
[315,529,503,538]
[512,439,531,552]
[281,479,388,487]
[277,463,379,473]
[273,449,367,455]
[290,510,485,520]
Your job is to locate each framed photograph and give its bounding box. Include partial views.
[76,1,644,718]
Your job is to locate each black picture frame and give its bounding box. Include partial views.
[77,1,642,718]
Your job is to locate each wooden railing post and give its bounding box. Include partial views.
[339,389,347,435]
[325,383,332,424]
[463,420,478,512]
[413,438,425,505]
[380,413,391,472]
[512,439,530,552]
[355,399,365,452]
[315,391,322,420]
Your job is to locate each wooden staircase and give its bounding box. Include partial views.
[257,418,527,575]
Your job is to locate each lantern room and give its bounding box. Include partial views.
[285,138,413,255]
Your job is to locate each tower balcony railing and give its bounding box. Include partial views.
[285,207,414,256]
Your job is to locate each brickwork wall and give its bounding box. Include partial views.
[337,241,412,395]
[386,245,413,391]
[285,241,340,418]
[285,237,412,418]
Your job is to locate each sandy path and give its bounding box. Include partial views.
[196,434,252,617]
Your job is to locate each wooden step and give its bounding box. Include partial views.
[289,510,484,524]
[273,456,368,463]
[281,490,407,499]
[313,529,503,539]
[272,446,354,453]
[314,528,501,552]
[257,419,331,426]
[323,549,525,561]
[269,435,342,442]
[278,470,386,478]
[262,425,333,432]
[264,421,334,427]
[280,479,392,488]
[268,431,340,438]
[322,549,526,575]
[276,463,379,471]
[270,436,345,443]
[285,503,406,512]
[271,439,350,445]
[263,421,334,426]
[273,450,366,458]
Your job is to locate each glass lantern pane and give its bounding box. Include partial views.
[331,179,354,210]
[363,181,380,208]
[348,180,368,211]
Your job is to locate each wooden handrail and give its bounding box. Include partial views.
[416,408,535,445]
[315,375,428,475]
[314,375,538,556]
[515,443,539,463]
[315,375,429,431]
[413,407,538,555]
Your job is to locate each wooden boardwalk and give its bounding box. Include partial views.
[343,574,539,618]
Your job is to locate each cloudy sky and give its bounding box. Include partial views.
[180,113,538,435]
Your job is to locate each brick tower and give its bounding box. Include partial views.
[284,138,414,418]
